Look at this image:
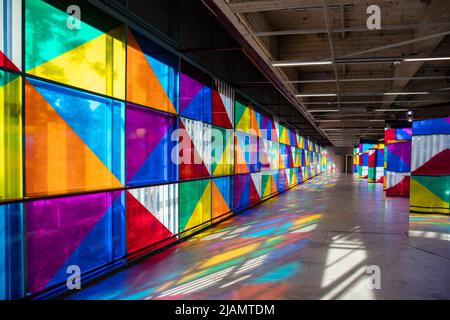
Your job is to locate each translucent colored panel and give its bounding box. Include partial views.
[234,174,250,210]
[259,139,271,171]
[212,79,234,128]
[261,172,274,198]
[126,104,178,186]
[212,126,234,176]
[277,169,288,192]
[179,179,211,233]
[298,135,305,149]
[287,145,294,168]
[413,117,450,136]
[250,172,261,205]
[235,100,250,133]
[0,0,22,70]
[25,78,125,197]
[126,184,178,255]
[376,148,384,167]
[279,144,291,169]
[411,134,449,175]
[25,0,125,99]
[290,130,297,147]
[235,131,259,174]
[249,107,261,137]
[0,203,25,299]
[249,135,260,173]
[0,70,22,200]
[127,29,178,114]
[261,115,273,140]
[410,176,449,215]
[273,120,280,142]
[395,128,412,140]
[179,118,212,179]
[179,62,212,123]
[269,140,280,170]
[26,191,126,295]
[385,129,409,187]
[285,169,292,186]
[212,176,233,219]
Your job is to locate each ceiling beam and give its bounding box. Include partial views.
[288,76,450,84]
[338,30,450,60]
[322,0,341,112]
[271,56,450,66]
[298,92,450,97]
[246,22,450,37]
[302,100,450,104]
[382,0,450,109]
[228,0,352,14]
[209,0,332,144]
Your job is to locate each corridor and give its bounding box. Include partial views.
[66,174,450,300]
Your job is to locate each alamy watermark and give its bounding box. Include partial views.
[66,265,81,290]
[366,265,381,290]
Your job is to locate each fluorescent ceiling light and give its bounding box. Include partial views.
[369,119,385,122]
[375,109,408,112]
[308,109,339,112]
[297,93,337,97]
[272,61,332,67]
[384,92,428,95]
[404,56,450,62]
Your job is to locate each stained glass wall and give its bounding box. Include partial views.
[0,0,331,299]
[410,117,450,215]
[384,128,412,197]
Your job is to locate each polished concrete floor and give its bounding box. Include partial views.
[67,173,450,300]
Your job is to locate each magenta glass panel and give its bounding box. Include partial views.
[26,191,126,295]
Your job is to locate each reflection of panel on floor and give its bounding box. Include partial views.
[26,191,126,295]
[409,214,450,259]
[126,184,178,255]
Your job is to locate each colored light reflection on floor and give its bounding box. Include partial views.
[409,214,449,259]
[66,176,335,300]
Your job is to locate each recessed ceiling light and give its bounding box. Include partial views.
[375,109,408,112]
[308,109,339,112]
[297,93,337,97]
[404,57,450,62]
[272,61,332,67]
[384,92,428,95]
